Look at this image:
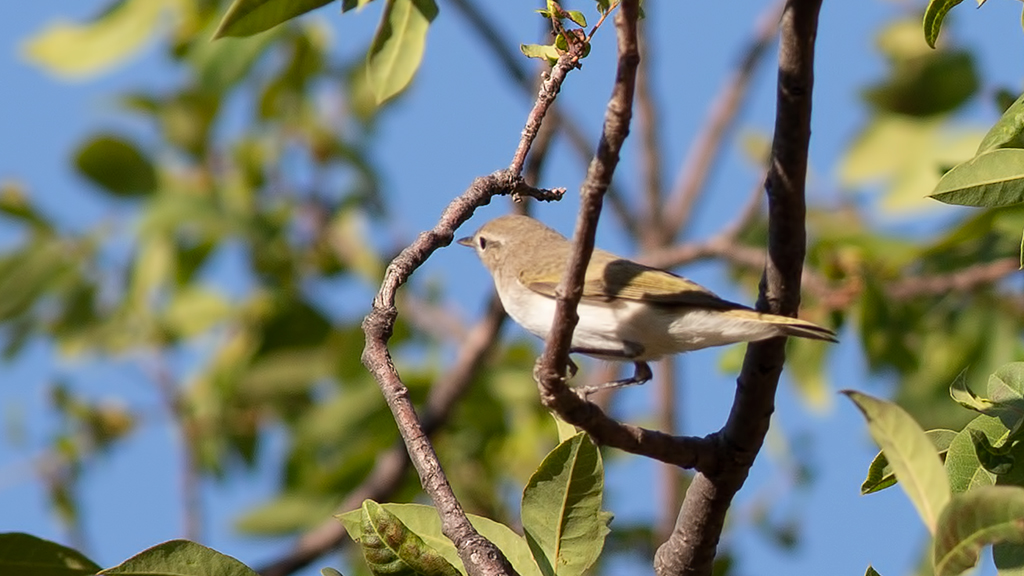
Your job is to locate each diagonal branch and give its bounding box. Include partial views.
[360,44,589,576]
[445,0,641,237]
[662,0,784,240]
[654,1,823,574]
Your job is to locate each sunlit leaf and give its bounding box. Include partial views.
[521,432,611,576]
[99,540,258,575]
[365,0,438,104]
[844,391,951,532]
[339,503,543,576]
[931,149,1024,207]
[22,0,168,78]
[214,0,335,39]
[520,43,560,63]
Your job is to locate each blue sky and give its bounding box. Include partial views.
[2,1,1023,575]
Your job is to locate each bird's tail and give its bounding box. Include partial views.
[726,308,838,343]
[764,313,838,342]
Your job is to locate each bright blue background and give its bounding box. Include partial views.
[2,1,1022,575]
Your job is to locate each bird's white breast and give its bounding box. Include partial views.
[496,278,781,361]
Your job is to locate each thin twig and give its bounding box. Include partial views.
[149,358,203,543]
[360,41,587,575]
[654,1,823,574]
[635,16,666,247]
[662,0,784,240]
[445,0,641,237]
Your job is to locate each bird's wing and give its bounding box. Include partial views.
[521,254,742,309]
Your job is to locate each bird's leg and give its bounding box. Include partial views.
[573,361,653,398]
[568,341,651,399]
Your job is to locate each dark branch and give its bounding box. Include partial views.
[654,1,823,575]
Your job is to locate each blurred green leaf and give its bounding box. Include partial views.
[163,286,233,337]
[864,50,977,117]
[931,149,1024,207]
[365,0,438,104]
[74,134,157,197]
[0,532,101,576]
[99,540,258,575]
[235,492,338,534]
[844,390,951,532]
[214,0,335,39]
[933,486,1024,576]
[22,0,168,78]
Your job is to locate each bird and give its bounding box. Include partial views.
[458,214,837,395]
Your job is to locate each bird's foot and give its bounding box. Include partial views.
[573,361,652,399]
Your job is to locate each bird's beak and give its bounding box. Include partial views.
[456,236,474,247]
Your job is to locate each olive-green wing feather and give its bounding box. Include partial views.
[522,253,741,309]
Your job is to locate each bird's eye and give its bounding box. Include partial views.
[478,237,487,250]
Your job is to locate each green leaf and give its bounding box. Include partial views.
[923,0,965,49]
[866,566,882,576]
[99,540,258,575]
[977,92,1024,154]
[0,532,101,576]
[342,0,377,11]
[214,0,335,39]
[861,429,957,495]
[967,429,1014,475]
[520,43,560,63]
[352,500,461,576]
[521,432,611,576]
[863,50,978,117]
[843,390,951,532]
[365,0,439,104]
[163,286,233,337]
[986,363,1024,437]
[74,134,157,198]
[933,486,1024,576]
[339,503,542,576]
[566,10,587,27]
[944,415,1007,494]
[22,0,167,78]
[931,149,1024,207]
[950,369,998,413]
[553,414,578,444]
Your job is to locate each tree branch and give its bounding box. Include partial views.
[662,0,784,240]
[654,1,823,574]
[359,42,590,576]
[445,0,641,237]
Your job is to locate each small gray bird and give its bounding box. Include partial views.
[459,214,837,393]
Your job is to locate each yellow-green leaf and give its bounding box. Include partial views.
[365,0,438,104]
[931,149,1024,208]
[22,0,168,78]
[933,486,1024,576]
[844,390,951,533]
[214,0,335,39]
